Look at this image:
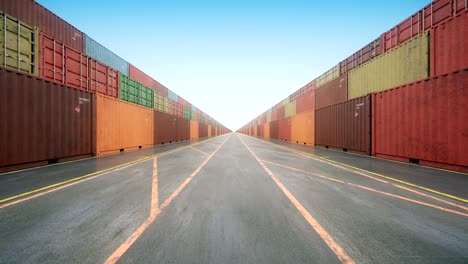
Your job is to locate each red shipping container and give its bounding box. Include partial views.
[382,0,466,52]
[39,31,89,91]
[278,117,291,141]
[297,89,315,114]
[372,69,468,172]
[0,0,85,52]
[154,111,177,144]
[430,12,468,76]
[129,63,156,90]
[315,96,371,155]
[277,106,285,120]
[339,37,382,75]
[271,109,278,121]
[315,75,347,110]
[176,117,190,141]
[178,96,191,108]
[300,80,315,95]
[154,80,168,97]
[258,125,264,138]
[88,58,119,98]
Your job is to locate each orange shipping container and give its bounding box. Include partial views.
[96,94,153,155]
[190,120,199,139]
[208,125,212,137]
[264,124,270,138]
[291,111,315,145]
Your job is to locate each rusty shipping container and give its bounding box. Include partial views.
[0,0,85,52]
[291,111,314,145]
[88,57,119,98]
[430,12,468,76]
[381,0,466,52]
[315,75,347,110]
[372,69,468,173]
[339,37,382,75]
[176,117,190,141]
[278,118,291,141]
[270,121,279,139]
[95,94,153,155]
[154,111,177,144]
[129,63,156,91]
[315,95,371,155]
[296,89,315,114]
[0,68,94,172]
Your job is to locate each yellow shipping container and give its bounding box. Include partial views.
[290,111,314,145]
[0,12,38,76]
[282,97,290,106]
[315,64,339,88]
[284,100,297,118]
[348,32,429,99]
[154,92,170,113]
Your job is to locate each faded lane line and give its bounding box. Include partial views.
[263,149,304,158]
[189,146,210,156]
[242,135,468,204]
[104,135,231,264]
[151,157,159,216]
[239,137,355,264]
[0,135,228,208]
[262,159,468,217]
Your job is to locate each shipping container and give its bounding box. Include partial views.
[168,89,178,102]
[154,92,170,113]
[278,118,291,141]
[257,124,264,138]
[39,31,88,90]
[207,125,212,137]
[382,0,466,52]
[430,12,468,76]
[190,120,199,139]
[176,117,190,141]
[215,127,218,136]
[0,12,38,75]
[266,110,272,123]
[277,106,285,120]
[95,94,153,155]
[129,63,156,90]
[348,32,429,100]
[339,37,382,75]
[88,57,119,98]
[120,73,154,108]
[263,123,270,138]
[0,0,85,52]
[0,68,94,172]
[300,80,316,95]
[284,100,297,118]
[154,111,177,144]
[315,95,371,155]
[154,80,168,97]
[183,106,191,120]
[199,123,208,138]
[372,69,468,172]
[85,35,129,75]
[291,111,314,145]
[315,75,347,110]
[178,96,191,108]
[296,89,315,114]
[315,64,340,88]
[271,108,278,122]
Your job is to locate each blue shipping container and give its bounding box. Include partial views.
[168,89,178,102]
[85,34,129,75]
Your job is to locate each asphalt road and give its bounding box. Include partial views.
[0,133,467,264]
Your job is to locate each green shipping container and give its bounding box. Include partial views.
[120,73,154,108]
[284,100,297,118]
[183,107,191,120]
[0,12,38,76]
[348,32,429,99]
[315,64,339,88]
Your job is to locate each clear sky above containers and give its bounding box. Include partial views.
[36,0,431,131]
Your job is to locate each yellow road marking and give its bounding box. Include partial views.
[0,136,226,205]
[242,135,468,204]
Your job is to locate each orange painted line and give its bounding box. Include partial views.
[0,163,135,210]
[190,146,210,156]
[104,135,230,264]
[262,159,468,217]
[239,137,355,264]
[151,157,159,216]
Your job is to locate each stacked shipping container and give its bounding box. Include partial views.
[238,1,467,172]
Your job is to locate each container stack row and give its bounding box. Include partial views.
[238,0,467,173]
[0,1,230,172]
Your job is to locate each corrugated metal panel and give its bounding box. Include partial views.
[315,96,371,155]
[315,64,340,88]
[199,123,208,138]
[120,73,154,108]
[297,89,315,114]
[372,69,468,172]
[85,35,129,75]
[168,89,178,102]
[154,80,168,97]
[0,12,38,75]
[284,100,297,118]
[0,0,85,52]
[190,120,199,139]
[208,125,212,137]
[271,109,278,122]
[315,75,347,110]
[430,12,468,76]
[277,106,285,120]
[95,94,153,155]
[291,111,314,145]
[0,67,94,171]
[282,97,290,106]
[176,117,190,141]
[348,32,429,100]
[266,110,272,123]
[278,117,291,141]
[154,111,176,144]
[300,80,316,95]
[88,57,119,98]
[154,92,170,113]
[129,63,156,90]
[340,37,382,75]
[264,124,270,138]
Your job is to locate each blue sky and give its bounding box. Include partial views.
[37,0,431,131]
